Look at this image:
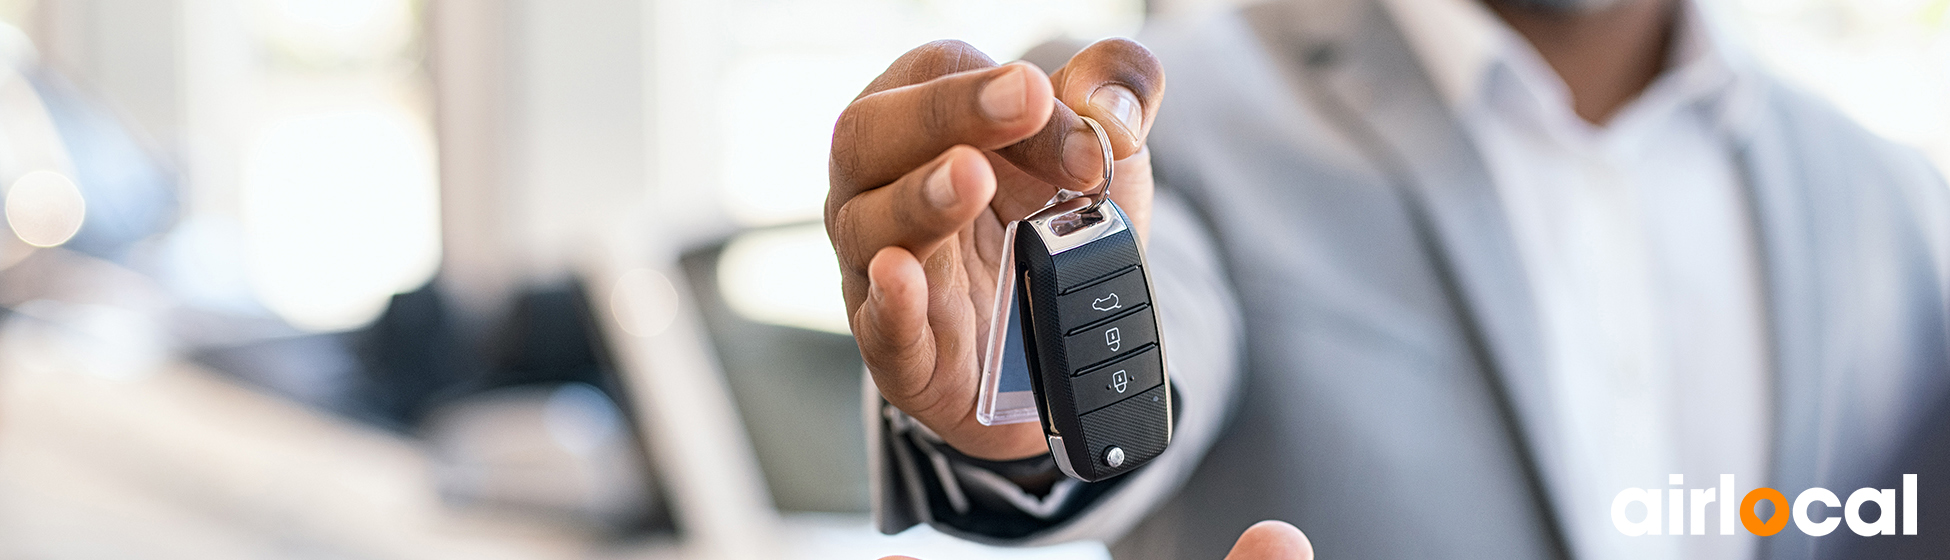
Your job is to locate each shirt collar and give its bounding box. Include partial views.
[1377,0,1761,135]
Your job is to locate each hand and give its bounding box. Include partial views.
[827,39,1165,460]
[875,520,1314,560]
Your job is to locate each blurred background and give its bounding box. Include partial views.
[0,0,1940,558]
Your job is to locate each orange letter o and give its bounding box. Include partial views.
[1741,488,1790,536]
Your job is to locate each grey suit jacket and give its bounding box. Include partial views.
[868,1,1950,558]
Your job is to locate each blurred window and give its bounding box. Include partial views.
[235,0,440,332]
[1730,0,1950,176]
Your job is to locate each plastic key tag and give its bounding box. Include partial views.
[975,203,1055,425]
[976,116,1117,427]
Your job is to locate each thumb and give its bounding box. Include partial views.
[1224,521,1314,560]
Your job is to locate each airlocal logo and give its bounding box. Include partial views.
[1613,474,1918,537]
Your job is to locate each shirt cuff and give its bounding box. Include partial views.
[880,403,1127,539]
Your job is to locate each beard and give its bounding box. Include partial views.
[1484,0,1628,14]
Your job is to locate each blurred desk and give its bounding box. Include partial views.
[0,355,1111,559]
[0,354,671,559]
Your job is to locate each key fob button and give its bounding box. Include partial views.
[1056,267,1151,333]
[1060,307,1158,373]
[1069,345,1164,414]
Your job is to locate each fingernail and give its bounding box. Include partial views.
[1090,85,1142,133]
[925,157,958,209]
[979,64,1028,122]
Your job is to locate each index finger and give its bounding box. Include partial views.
[828,41,1127,213]
[830,59,1054,206]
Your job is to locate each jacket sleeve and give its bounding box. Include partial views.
[867,187,1247,545]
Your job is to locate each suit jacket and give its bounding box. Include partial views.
[868,1,1950,558]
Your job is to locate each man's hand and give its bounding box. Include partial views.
[828,39,1164,460]
[875,520,1314,560]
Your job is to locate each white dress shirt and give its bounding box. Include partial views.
[1381,1,1773,559]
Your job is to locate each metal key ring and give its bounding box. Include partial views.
[1078,115,1114,211]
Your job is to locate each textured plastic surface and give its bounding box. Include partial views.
[1078,385,1171,474]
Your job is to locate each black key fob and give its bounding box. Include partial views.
[1012,117,1171,482]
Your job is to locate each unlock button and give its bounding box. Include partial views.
[1062,307,1157,372]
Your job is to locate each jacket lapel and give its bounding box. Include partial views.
[1276,0,1576,549]
[1735,85,1828,560]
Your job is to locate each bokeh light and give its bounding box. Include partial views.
[5,170,86,248]
[611,267,681,338]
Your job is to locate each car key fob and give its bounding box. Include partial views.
[1011,116,1171,482]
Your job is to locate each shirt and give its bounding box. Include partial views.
[1380,1,1774,559]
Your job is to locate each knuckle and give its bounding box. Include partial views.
[920,84,958,144]
[889,183,935,238]
[827,206,872,274]
[910,40,980,70]
[914,39,974,58]
[829,106,871,189]
[894,40,995,84]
